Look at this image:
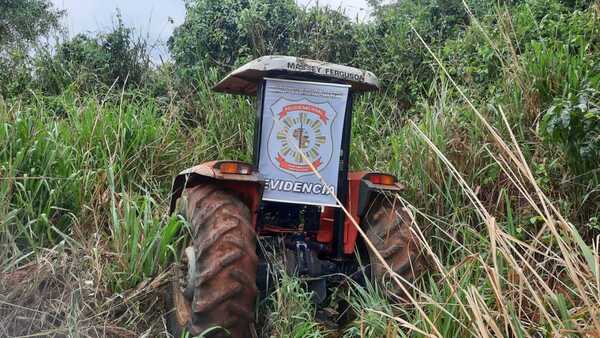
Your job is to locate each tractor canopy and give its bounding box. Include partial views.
[213,55,380,95]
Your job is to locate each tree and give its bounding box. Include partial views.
[169,0,360,84]
[168,0,252,78]
[0,0,64,47]
[0,0,64,97]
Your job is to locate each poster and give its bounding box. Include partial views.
[258,78,349,206]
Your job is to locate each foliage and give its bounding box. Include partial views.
[0,0,63,47]
[542,83,600,171]
[0,47,34,98]
[1,0,600,336]
[342,278,401,337]
[169,0,359,81]
[168,0,253,75]
[0,89,183,262]
[34,13,151,95]
[107,166,184,291]
[0,0,63,97]
[260,272,328,337]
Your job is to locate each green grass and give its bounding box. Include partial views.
[260,271,329,338]
[106,165,185,291]
[0,89,183,263]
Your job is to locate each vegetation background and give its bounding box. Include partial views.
[0,0,599,336]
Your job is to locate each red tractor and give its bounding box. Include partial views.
[166,56,423,337]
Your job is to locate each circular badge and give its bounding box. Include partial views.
[268,99,336,178]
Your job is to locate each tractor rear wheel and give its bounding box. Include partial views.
[363,195,424,297]
[167,183,258,338]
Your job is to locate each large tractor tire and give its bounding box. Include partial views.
[363,195,424,297]
[167,183,258,338]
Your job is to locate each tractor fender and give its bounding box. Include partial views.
[354,172,404,217]
[317,172,405,254]
[343,171,404,254]
[169,161,264,219]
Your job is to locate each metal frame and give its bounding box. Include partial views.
[252,82,266,166]
[252,74,354,258]
[333,91,353,259]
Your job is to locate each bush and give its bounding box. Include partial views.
[0,47,34,98]
[34,13,150,95]
[0,0,63,47]
[169,0,360,83]
[542,83,600,172]
[0,0,63,98]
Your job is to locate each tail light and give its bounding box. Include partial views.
[217,162,253,175]
[367,173,396,186]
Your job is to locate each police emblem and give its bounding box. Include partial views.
[268,98,336,178]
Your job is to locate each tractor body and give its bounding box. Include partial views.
[170,55,400,277]
[167,56,420,337]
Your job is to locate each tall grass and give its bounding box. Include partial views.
[0,90,193,335]
[354,9,600,335]
[106,165,184,291]
[0,90,181,254]
[260,271,329,338]
[292,3,600,334]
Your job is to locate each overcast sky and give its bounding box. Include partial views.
[49,0,373,61]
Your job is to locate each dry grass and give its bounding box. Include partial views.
[0,241,172,337]
[288,17,600,336]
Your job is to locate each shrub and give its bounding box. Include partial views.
[542,83,600,172]
[0,0,63,47]
[34,13,150,95]
[169,0,360,83]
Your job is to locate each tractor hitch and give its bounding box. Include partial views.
[284,235,329,276]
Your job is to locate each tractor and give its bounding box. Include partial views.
[166,56,423,337]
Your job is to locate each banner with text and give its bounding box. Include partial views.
[259,78,349,206]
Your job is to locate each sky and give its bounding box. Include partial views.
[49,0,373,61]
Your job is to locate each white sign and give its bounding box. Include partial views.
[258,78,349,206]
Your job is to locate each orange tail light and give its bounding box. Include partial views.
[218,162,253,175]
[367,174,396,186]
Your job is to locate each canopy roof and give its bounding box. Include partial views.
[213,55,380,95]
